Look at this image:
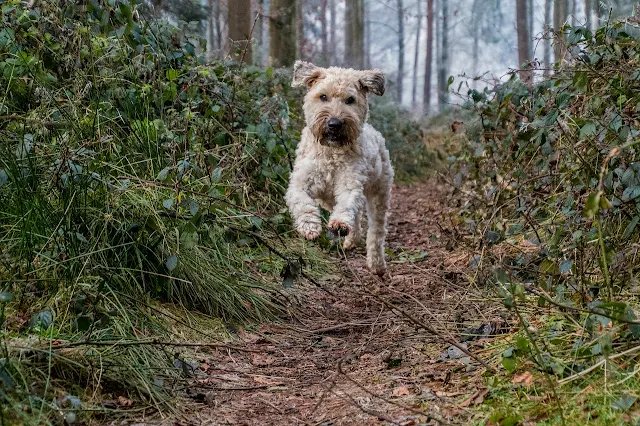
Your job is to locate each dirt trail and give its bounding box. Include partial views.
[174,180,503,425]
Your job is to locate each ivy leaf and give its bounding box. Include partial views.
[559,259,574,274]
[163,198,174,209]
[165,255,178,272]
[156,166,172,181]
[579,122,597,139]
[0,291,13,302]
[622,186,640,201]
[623,216,640,240]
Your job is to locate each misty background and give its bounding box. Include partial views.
[147,0,637,112]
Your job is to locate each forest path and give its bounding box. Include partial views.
[176,180,501,425]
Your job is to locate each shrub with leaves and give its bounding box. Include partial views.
[451,17,640,423]
[0,0,326,423]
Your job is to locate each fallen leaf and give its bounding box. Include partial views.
[200,363,210,371]
[253,376,283,385]
[460,388,488,407]
[392,386,411,397]
[513,371,534,386]
[435,390,464,398]
[118,395,133,406]
[251,354,275,366]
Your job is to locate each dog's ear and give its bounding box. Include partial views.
[292,61,325,89]
[360,70,385,96]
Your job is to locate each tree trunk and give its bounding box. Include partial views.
[320,0,328,65]
[207,0,215,60]
[516,0,532,84]
[411,0,421,108]
[544,0,552,76]
[437,0,449,108]
[365,1,371,68]
[585,0,592,31]
[528,0,534,59]
[270,0,296,67]
[397,0,405,103]
[553,0,568,64]
[471,0,481,88]
[344,0,365,69]
[228,0,252,63]
[423,0,434,113]
[215,0,223,52]
[255,0,264,65]
[330,0,336,64]
[296,0,304,60]
[570,0,576,25]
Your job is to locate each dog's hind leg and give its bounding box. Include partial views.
[365,187,391,276]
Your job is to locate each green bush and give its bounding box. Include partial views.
[0,0,322,423]
[370,98,437,180]
[451,20,640,423]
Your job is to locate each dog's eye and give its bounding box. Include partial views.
[319,94,328,102]
[345,96,355,105]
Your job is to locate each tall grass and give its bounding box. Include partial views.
[0,0,330,423]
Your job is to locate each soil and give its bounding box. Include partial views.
[155,180,506,425]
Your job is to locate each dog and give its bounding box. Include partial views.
[285,61,394,276]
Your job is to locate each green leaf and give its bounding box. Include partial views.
[622,186,640,201]
[157,166,172,181]
[163,199,174,209]
[579,122,597,139]
[623,217,640,240]
[165,255,178,272]
[502,355,517,372]
[0,291,13,302]
[211,167,222,183]
[583,192,601,219]
[559,259,574,274]
[612,395,637,412]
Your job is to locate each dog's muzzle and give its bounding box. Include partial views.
[321,118,348,147]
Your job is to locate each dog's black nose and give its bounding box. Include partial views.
[327,118,343,131]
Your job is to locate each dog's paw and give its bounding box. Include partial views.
[342,239,357,250]
[298,221,322,240]
[328,220,351,236]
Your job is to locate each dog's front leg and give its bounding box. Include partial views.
[328,185,366,236]
[285,170,322,240]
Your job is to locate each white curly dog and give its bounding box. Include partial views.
[285,61,394,276]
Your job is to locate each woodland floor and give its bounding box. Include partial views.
[126,180,509,426]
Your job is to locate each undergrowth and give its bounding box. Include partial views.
[450,14,640,425]
[0,0,431,423]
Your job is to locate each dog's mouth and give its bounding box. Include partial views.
[320,130,349,147]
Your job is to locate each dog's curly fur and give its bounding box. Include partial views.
[285,61,394,276]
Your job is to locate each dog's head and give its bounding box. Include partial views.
[292,61,385,148]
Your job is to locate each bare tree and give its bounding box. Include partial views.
[528,0,534,58]
[412,0,422,108]
[553,0,568,64]
[215,0,223,52]
[228,0,252,63]
[344,0,365,69]
[330,0,336,64]
[423,0,434,113]
[270,0,296,67]
[437,0,450,108]
[397,0,405,103]
[516,0,532,84]
[320,0,329,65]
[255,0,264,65]
[585,0,592,31]
[544,0,552,76]
[296,0,305,60]
[207,0,215,59]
